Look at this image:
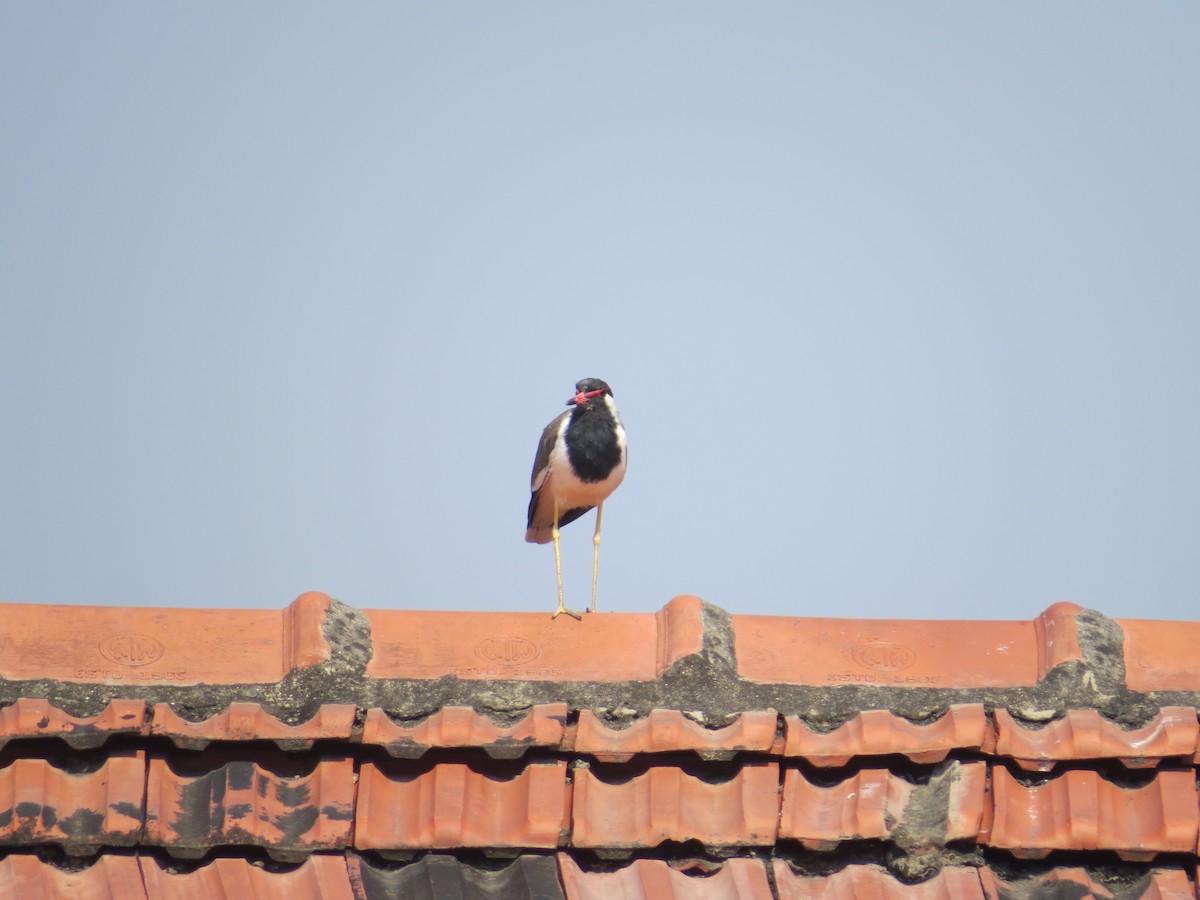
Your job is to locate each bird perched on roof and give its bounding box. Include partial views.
[526,378,627,618]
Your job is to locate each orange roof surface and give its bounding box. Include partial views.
[1,592,1199,898]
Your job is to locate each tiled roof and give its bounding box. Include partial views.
[2,592,1200,897]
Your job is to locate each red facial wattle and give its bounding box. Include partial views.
[572,388,607,406]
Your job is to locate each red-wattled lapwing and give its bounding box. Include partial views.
[526,378,627,618]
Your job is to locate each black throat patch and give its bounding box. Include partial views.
[564,402,622,483]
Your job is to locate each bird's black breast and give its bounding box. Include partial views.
[564,405,622,483]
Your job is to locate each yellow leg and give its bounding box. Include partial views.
[552,500,581,619]
[589,502,603,613]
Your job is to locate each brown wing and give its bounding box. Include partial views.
[526,410,572,543]
[526,494,592,543]
[529,409,569,493]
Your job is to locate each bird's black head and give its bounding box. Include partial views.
[568,378,613,407]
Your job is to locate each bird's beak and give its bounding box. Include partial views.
[569,388,606,406]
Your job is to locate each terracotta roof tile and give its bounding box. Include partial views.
[4,592,1200,896]
[0,749,145,853]
[0,699,147,750]
[353,759,570,851]
[151,702,358,750]
[984,767,1200,859]
[572,709,778,762]
[347,853,565,900]
[782,705,988,766]
[143,754,355,857]
[557,855,774,899]
[0,853,146,899]
[0,592,336,685]
[359,703,568,760]
[977,865,1196,899]
[987,707,1200,771]
[780,760,986,849]
[1121,618,1200,692]
[732,602,1084,688]
[363,594,704,682]
[772,862,988,899]
[569,760,779,849]
[140,854,356,900]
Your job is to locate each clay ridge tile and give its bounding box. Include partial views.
[353,759,571,851]
[151,702,358,751]
[363,595,705,683]
[360,703,568,760]
[987,707,1200,772]
[732,605,1088,688]
[1121,617,1200,692]
[572,709,778,762]
[1032,601,1087,677]
[984,767,1200,860]
[569,760,780,849]
[0,698,147,750]
[557,855,774,900]
[3,594,1188,704]
[0,594,340,685]
[0,749,145,853]
[143,754,355,857]
[782,705,988,766]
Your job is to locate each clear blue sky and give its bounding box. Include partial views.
[2,5,1197,621]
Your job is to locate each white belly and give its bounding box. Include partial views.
[542,407,627,509]
[543,439,627,509]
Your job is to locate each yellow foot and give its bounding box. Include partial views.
[552,602,582,620]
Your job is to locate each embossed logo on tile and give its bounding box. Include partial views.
[474,636,539,666]
[850,641,916,672]
[99,633,165,668]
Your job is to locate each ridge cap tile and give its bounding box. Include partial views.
[1033,601,1087,678]
[732,611,1055,688]
[656,594,709,675]
[4,593,1200,698]
[362,596,705,682]
[1121,616,1200,692]
[0,600,302,685]
[282,591,336,671]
